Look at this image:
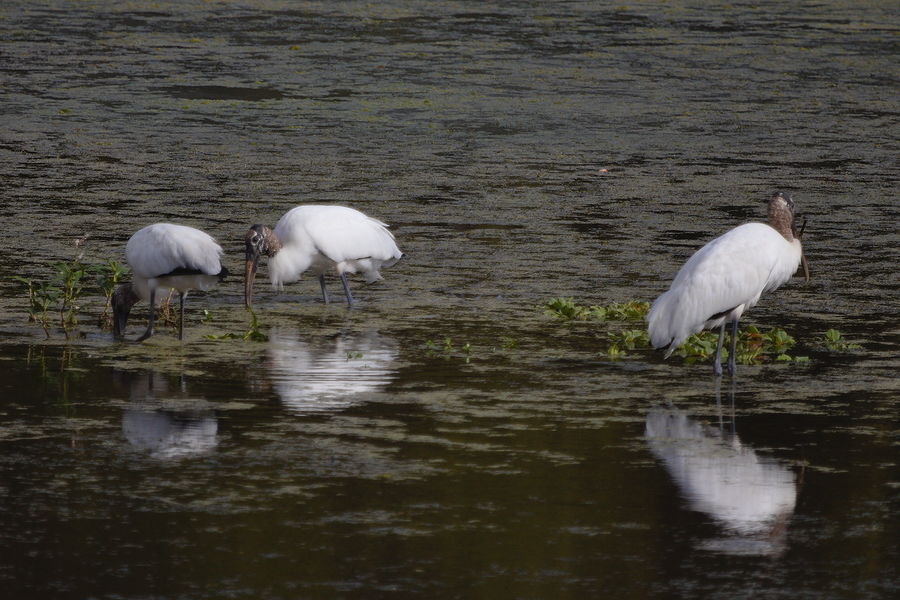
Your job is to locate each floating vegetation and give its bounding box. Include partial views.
[672,326,809,366]
[205,308,268,342]
[820,329,862,352]
[605,328,649,358]
[499,336,518,350]
[541,298,820,366]
[543,298,649,321]
[424,337,473,363]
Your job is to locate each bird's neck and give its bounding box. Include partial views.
[265,229,283,257]
[767,206,795,242]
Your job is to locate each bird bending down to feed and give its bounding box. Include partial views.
[244,205,403,308]
[647,192,809,376]
[112,223,227,341]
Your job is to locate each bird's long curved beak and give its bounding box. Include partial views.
[801,253,810,282]
[244,253,259,308]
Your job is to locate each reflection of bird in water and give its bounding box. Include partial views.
[645,389,797,555]
[266,328,398,414]
[116,370,218,459]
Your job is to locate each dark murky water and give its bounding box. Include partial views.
[1,1,898,598]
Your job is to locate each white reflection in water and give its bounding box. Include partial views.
[645,401,797,556]
[117,371,218,460]
[266,328,398,414]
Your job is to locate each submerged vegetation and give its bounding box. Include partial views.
[543,298,650,321]
[424,337,474,363]
[205,308,269,342]
[820,329,862,352]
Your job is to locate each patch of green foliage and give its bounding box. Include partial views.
[820,329,862,351]
[673,325,808,365]
[424,337,473,363]
[605,328,649,359]
[94,259,129,327]
[543,298,649,321]
[12,236,130,339]
[205,308,268,342]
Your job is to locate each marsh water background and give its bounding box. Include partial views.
[1,1,898,598]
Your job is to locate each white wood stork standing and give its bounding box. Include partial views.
[647,192,809,376]
[112,223,227,341]
[243,205,403,308]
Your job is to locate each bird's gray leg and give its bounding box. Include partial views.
[318,274,330,304]
[178,292,186,340]
[712,322,725,377]
[727,318,739,376]
[340,273,354,306]
[136,289,156,342]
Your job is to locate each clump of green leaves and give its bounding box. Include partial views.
[543,298,649,322]
[673,325,808,365]
[820,329,861,351]
[499,336,518,350]
[12,276,57,338]
[205,308,268,342]
[424,337,473,363]
[13,236,133,339]
[91,259,129,328]
[13,258,93,339]
[605,328,650,358]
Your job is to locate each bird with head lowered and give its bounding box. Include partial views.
[112,223,227,341]
[244,205,403,308]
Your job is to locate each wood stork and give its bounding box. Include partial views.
[112,223,227,341]
[647,192,808,376]
[244,205,403,308]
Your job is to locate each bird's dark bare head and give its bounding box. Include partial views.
[767,191,796,241]
[245,224,272,259]
[244,225,279,308]
[768,191,794,212]
[111,282,140,339]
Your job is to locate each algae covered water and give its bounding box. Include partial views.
[1,1,897,598]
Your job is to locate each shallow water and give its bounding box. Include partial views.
[1,1,898,598]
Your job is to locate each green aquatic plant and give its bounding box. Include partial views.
[543,298,650,322]
[607,329,649,350]
[821,329,862,351]
[604,301,651,321]
[671,325,806,365]
[543,297,588,320]
[205,308,269,342]
[91,259,129,328]
[52,260,90,338]
[499,336,518,350]
[11,276,57,338]
[424,337,473,363]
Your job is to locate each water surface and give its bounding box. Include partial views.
[1,1,897,598]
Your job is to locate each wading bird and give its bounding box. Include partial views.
[647,192,808,376]
[244,205,403,308]
[112,223,227,341]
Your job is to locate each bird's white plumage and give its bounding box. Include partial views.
[268,205,402,288]
[125,223,224,303]
[648,222,802,355]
